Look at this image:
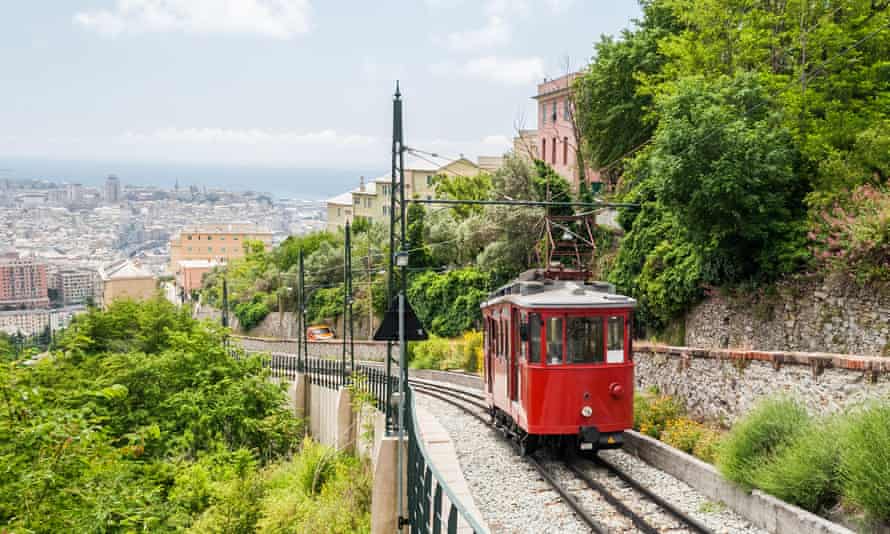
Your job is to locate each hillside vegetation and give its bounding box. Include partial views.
[0,298,369,533]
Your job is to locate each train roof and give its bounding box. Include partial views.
[481,274,636,310]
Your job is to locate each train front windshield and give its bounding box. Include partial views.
[539,313,626,365]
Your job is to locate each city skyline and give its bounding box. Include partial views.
[1,1,642,172]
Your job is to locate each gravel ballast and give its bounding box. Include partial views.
[415,392,767,534]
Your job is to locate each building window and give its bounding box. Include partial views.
[426,175,433,186]
[354,197,359,205]
[563,136,568,164]
[564,98,571,121]
[207,236,212,241]
[541,106,546,125]
[337,207,341,217]
[552,101,557,122]
[187,247,192,252]
[552,137,557,163]
[542,138,547,161]
[221,247,226,252]
[187,235,192,240]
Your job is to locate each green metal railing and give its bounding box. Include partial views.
[225,339,486,532]
[405,385,487,534]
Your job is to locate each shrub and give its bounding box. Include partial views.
[461,330,483,374]
[409,336,456,370]
[810,182,890,283]
[717,397,810,488]
[634,391,683,439]
[692,427,722,464]
[749,420,841,513]
[839,404,890,521]
[661,418,704,455]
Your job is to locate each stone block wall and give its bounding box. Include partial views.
[634,342,890,424]
[684,277,890,356]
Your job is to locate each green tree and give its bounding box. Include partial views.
[434,172,494,219]
[574,0,681,182]
[408,268,491,337]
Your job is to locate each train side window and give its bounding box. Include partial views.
[546,316,564,364]
[519,312,528,360]
[607,316,624,363]
[528,313,541,363]
[567,316,604,364]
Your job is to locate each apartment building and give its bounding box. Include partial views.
[533,72,599,190]
[325,156,484,232]
[0,306,85,336]
[169,223,273,271]
[176,259,220,297]
[51,268,97,306]
[0,253,49,310]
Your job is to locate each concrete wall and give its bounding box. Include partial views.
[235,335,393,362]
[283,372,404,534]
[634,342,890,424]
[685,276,890,356]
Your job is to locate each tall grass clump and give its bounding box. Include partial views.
[838,404,890,521]
[717,397,810,488]
[749,419,842,512]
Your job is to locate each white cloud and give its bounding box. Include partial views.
[485,0,531,17]
[444,16,510,51]
[74,0,312,39]
[430,55,545,85]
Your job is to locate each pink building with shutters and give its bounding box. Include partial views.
[534,72,599,190]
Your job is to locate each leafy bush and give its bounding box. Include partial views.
[692,427,722,464]
[717,397,810,488]
[633,390,683,439]
[749,420,841,512]
[462,330,483,374]
[839,404,890,521]
[234,294,271,331]
[408,268,490,338]
[410,336,456,370]
[810,182,890,283]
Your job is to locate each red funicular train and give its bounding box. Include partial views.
[481,269,636,455]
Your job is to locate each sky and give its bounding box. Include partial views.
[0,1,642,176]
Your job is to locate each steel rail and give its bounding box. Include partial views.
[589,457,714,534]
[565,461,660,534]
[409,383,610,534]
[411,378,717,534]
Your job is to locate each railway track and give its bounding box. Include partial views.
[409,379,713,534]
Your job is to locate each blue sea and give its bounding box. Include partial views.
[0,158,382,200]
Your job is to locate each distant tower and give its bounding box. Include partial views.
[105,175,121,203]
[175,178,179,191]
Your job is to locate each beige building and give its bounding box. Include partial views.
[325,156,487,232]
[176,259,220,297]
[98,260,157,308]
[169,223,273,271]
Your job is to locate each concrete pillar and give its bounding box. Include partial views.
[371,436,407,534]
[287,373,307,418]
[335,387,354,452]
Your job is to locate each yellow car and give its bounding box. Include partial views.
[307,325,335,341]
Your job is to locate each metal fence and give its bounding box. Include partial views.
[405,385,486,534]
[226,341,486,533]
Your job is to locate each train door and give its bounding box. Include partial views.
[510,307,518,403]
[485,317,494,393]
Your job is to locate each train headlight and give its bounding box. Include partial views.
[581,406,593,418]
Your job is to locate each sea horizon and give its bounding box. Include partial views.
[0,157,384,201]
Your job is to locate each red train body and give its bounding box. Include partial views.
[481,272,636,453]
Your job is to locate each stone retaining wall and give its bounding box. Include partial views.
[685,276,890,356]
[634,342,890,423]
